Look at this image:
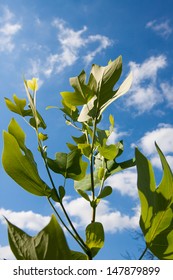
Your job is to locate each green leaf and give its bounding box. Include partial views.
[98,186,112,199]
[77,189,90,202]
[74,171,100,192]
[85,222,104,258]
[77,57,132,122]
[60,99,79,122]
[5,94,32,117]
[136,143,173,259]
[26,78,38,91]
[2,119,50,196]
[59,185,66,201]
[78,143,91,158]
[38,132,48,141]
[61,70,94,107]
[98,143,119,160]
[70,250,88,260]
[72,134,87,144]
[74,152,103,191]
[6,214,72,260]
[47,149,88,181]
[99,71,132,115]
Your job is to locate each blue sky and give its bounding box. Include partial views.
[0,0,173,260]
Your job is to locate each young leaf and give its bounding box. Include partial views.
[77,189,90,202]
[61,70,94,107]
[2,119,51,196]
[6,214,72,260]
[4,94,32,117]
[78,57,132,122]
[47,149,88,181]
[26,78,38,91]
[97,186,112,199]
[98,143,119,160]
[85,222,104,258]
[136,143,173,259]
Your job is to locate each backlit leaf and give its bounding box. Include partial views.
[5,94,32,117]
[6,214,72,260]
[136,143,173,259]
[85,222,104,258]
[2,119,50,196]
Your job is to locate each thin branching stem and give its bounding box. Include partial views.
[90,118,97,223]
[138,246,148,260]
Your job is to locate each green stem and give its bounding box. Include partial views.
[47,197,88,255]
[139,246,148,260]
[38,138,91,257]
[90,118,97,223]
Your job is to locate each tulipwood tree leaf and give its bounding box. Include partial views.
[5,94,32,117]
[136,143,173,259]
[70,250,88,260]
[77,57,132,122]
[97,186,112,199]
[2,118,50,196]
[6,214,72,260]
[85,222,104,258]
[47,149,88,181]
[61,70,94,107]
[74,152,103,191]
[98,142,119,160]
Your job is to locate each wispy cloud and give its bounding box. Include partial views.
[0,6,22,52]
[160,81,173,108]
[126,55,167,114]
[0,208,50,232]
[146,19,172,38]
[39,17,112,77]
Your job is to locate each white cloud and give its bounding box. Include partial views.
[135,123,173,170]
[0,208,50,232]
[0,6,22,52]
[127,55,167,113]
[0,245,15,260]
[160,82,173,107]
[56,197,139,233]
[83,34,112,64]
[41,18,112,77]
[146,19,172,38]
[106,168,137,198]
[107,128,129,145]
[138,123,173,155]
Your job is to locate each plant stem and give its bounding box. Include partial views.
[90,118,97,223]
[139,246,148,260]
[47,197,88,255]
[39,141,90,256]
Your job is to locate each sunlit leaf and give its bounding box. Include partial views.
[6,214,72,260]
[4,94,32,117]
[98,143,119,160]
[2,118,50,196]
[61,70,94,107]
[77,56,132,122]
[136,143,173,259]
[85,222,104,258]
[26,78,38,91]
